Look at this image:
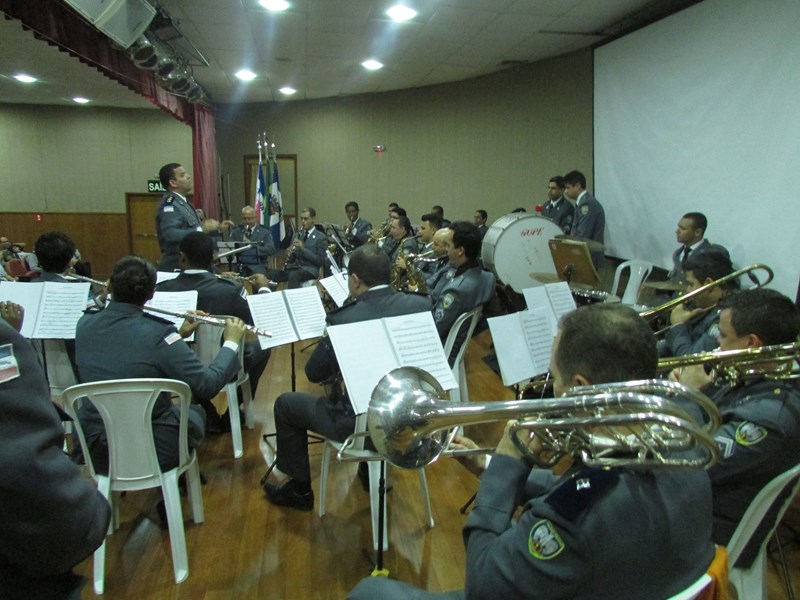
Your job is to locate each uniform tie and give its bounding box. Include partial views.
[681,246,690,269]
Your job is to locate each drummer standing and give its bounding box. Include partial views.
[541,176,574,234]
[563,170,605,269]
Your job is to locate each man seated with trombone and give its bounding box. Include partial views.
[660,248,738,357]
[75,256,247,471]
[156,232,271,430]
[672,288,800,566]
[350,303,717,599]
[261,245,431,511]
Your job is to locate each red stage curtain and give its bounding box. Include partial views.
[192,104,219,219]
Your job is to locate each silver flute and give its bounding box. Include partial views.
[144,305,273,338]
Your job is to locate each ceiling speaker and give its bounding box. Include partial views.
[63,0,156,49]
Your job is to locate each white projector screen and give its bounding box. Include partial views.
[594,0,800,299]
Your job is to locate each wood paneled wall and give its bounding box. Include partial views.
[1,212,130,278]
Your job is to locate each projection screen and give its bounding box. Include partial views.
[594,0,799,298]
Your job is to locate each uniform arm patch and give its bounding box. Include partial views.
[528,520,565,560]
[734,421,768,446]
[164,332,182,345]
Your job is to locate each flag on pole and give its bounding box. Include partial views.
[268,157,286,247]
[254,153,267,226]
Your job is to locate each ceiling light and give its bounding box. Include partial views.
[279,87,296,95]
[236,69,257,81]
[387,5,416,21]
[259,0,289,11]
[13,73,37,83]
[73,97,90,104]
[362,60,383,71]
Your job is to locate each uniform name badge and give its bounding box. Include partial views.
[0,343,21,384]
[163,206,174,212]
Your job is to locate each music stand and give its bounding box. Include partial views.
[325,223,350,253]
[216,241,237,272]
[547,238,600,287]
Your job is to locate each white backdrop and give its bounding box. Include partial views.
[594,0,800,298]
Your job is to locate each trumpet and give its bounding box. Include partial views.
[144,305,273,338]
[640,263,772,321]
[337,367,720,470]
[658,341,800,385]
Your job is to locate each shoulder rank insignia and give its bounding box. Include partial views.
[707,323,720,338]
[528,520,564,560]
[164,196,173,204]
[735,421,767,446]
[441,293,455,308]
[715,435,735,459]
[581,205,589,216]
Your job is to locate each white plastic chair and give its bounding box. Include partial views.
[318,412,434,551]
[665,573,712,600]
[611,259,654,305]
[193,321,254,459]
[62,379,204,594]
[725,462,800,600]
[442,307,482,403]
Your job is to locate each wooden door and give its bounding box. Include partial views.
[127,193,161,265]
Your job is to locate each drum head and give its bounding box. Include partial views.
[481,213,563,292]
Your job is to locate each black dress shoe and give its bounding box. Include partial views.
[263,479,314,512]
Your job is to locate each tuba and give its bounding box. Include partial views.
[339,367,720,470]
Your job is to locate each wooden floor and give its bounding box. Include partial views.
[74,329,800,599]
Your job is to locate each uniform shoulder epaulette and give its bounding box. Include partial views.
[544,467,619,521]
[142,311,175,326]
[163,195,174,204]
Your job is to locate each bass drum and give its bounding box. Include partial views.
[482,213,563,293]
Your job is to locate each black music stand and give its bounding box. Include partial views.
[547,239,600,287]
[235,241,262,276]
[216,241,237,272]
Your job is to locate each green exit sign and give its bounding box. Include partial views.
[147,180,166,192]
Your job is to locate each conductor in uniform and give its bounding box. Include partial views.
[229,205,276,275]
[155,162,204,272]
[261,245,432,511]
[349,303,716,599]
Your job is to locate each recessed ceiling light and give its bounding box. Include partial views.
[235,69,257,81]
[13,73,37,83]
[73,97,90,104]
[362,60,383,71]
[259,0,289,11]
[279,87,296,95]
[387,5,416,21]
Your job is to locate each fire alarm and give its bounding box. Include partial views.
[373,144,386,153]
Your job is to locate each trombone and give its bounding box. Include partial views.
[639,263,772,321]
[144,305,273,338]
[658,341,800,385]
[337,367,720,470]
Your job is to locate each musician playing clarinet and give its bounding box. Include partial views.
[229,205,276,275]
[350,304,716,599]
[266,207,326,289]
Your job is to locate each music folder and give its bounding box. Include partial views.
[547,238,600,287]
[0,281,91,339]
[319,272,349,308]
[326,311,457,415]
[247,286,327,349]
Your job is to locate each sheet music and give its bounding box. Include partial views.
[34,283,92,339]
[521,308,555,374]
[522,286,558,335]
[544,281,577,321]
[488,312,536,386]
[0,281,90,339]
[145,291,198,341]
[156,271,181,284]
[0,281,44,338]
[383,312,457,390]
[319,273,350,307]
[284,287,327,339]
[327,320,397,414]
[247,292,298,349]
